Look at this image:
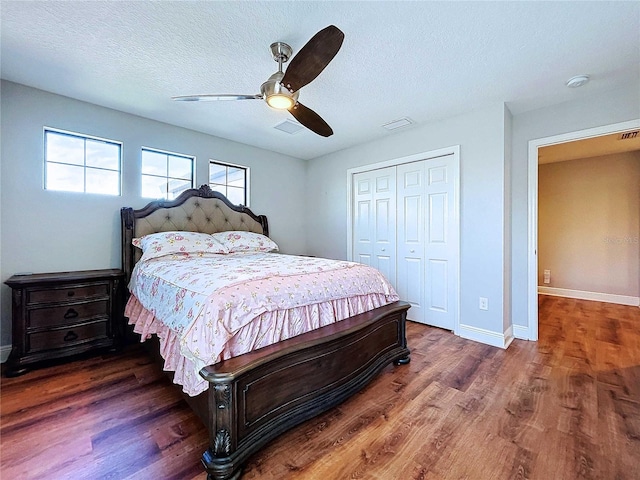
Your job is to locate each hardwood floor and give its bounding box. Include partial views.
[1,296,638,479]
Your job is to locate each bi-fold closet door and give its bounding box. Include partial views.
[352,166,397,283]
[352,156,457,330]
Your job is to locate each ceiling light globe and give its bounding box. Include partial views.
[267,94,294,110]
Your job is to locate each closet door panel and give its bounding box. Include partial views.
[428,193,447,243]
[428,259,448,312]
[354,200,372,266]
[398,257,424,311]
[424,159,456,330]
[353,175,374,267]
[397,162,426,323]
[372,169,396,283]
[353,168,396,282]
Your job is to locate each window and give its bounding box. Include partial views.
[209,161,249,205]
[44,129,121,195]
[141,148,194,199]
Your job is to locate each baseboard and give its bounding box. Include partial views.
[1,345,12,363]
[458,323,513,349]
[513,324,530,340]
[538,286,640,307]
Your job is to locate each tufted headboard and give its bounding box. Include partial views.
[121,185,269,283]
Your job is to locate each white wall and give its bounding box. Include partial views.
[0,81,308,347]
[4,80,637,353]
[510,83,640,332]
[307,103,512,346]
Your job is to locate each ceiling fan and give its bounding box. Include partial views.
[172,25,344,137]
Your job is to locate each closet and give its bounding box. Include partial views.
[351,154,458,330]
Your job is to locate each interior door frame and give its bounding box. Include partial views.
[346,145,460,334]
[527,119,640,340]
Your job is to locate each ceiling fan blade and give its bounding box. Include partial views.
[288,102,333,137]
[172,94,262,102]
[281,25,344,92]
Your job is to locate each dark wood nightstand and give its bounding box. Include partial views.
[4,269,125,376]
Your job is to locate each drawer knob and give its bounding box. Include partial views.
[67,291,75,297]
[63,308,79,320]
[63,331,79,342]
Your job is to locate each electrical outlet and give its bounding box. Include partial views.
[543,269,551,284]
[479,297,488,310]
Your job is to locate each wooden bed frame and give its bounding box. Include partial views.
[121,185,410,480]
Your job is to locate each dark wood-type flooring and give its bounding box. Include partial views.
[1,296,638,479]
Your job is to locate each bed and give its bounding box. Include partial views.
[120,185,410,480]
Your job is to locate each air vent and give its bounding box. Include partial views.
[274,119,304,134]
[382,117,414,131]
[619,130,639,140]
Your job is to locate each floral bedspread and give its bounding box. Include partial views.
[127,252,399,395]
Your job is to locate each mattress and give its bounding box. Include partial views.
[125,252,399,396]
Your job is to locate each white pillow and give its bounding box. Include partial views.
[211,231,279,253]
[133,231,228,261]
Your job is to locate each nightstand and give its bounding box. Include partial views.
[4,269,125,376]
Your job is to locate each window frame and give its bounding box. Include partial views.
[208,160,250,207]
[141,146,196,200]
[43,127,123,196]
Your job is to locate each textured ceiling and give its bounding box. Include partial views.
[1,1,639,160]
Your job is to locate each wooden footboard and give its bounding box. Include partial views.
[196,300,410,480]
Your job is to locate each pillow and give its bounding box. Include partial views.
[133,231,228,261]
[211,231,279,253]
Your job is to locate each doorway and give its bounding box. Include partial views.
[527,119,640,340]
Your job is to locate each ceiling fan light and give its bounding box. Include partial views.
[261,71,298,110]
[266,94,295,110]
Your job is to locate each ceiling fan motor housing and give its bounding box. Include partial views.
[260,71,298,109]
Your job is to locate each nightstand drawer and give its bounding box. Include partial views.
[28,300,109,329]
[27,321,110,353]
[28,283,109,304]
